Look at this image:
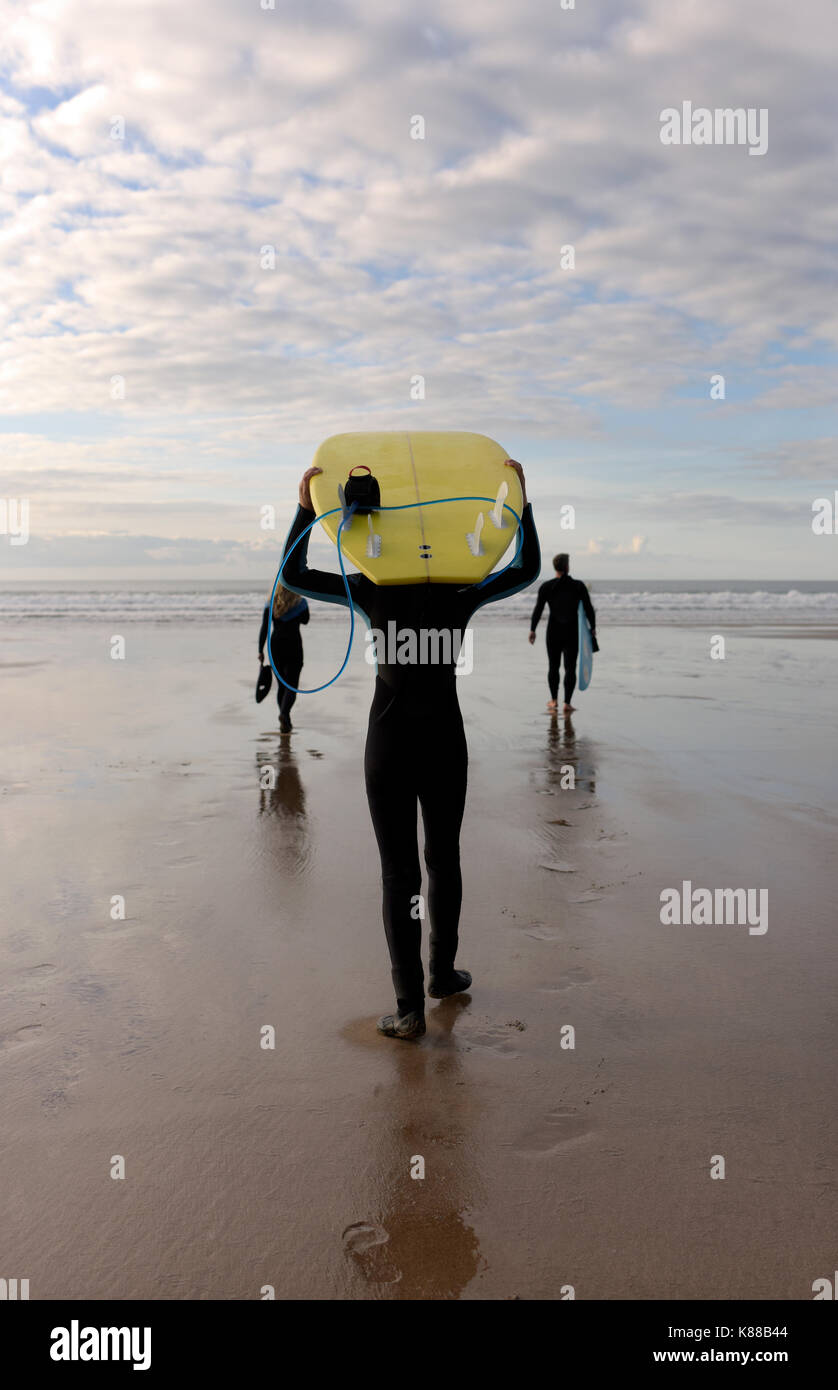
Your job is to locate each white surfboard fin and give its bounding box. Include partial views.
[365,514,382,558]
[465,511,485,557]
[337,483,353,525]
[488,481,509,529]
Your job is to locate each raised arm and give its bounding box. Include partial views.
[280,467,356,607]
[471,460,541,609]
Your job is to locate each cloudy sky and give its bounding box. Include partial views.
[1,0,836,579]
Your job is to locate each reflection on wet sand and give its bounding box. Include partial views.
[341,998,484,1299]
[254,735,311,875]
[546,712,597,797]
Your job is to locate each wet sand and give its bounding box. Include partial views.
[1,617,837,1299]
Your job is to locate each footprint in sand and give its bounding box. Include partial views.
[524,923,563,942]
[342,1222,402,1285]
[513,1109,592,1155]
[539,966,593,992]
[11,963,57,992]
[0,1023,44,1054]
[458,1020,524,1057]
[539,861,576,874]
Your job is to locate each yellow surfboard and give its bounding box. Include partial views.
[308,431,522,585]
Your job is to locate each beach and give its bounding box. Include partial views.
[1,607,837,1300]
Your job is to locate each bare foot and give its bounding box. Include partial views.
[547,699,558,711]
[563,704,576,713]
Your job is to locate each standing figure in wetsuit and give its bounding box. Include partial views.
[258,585,310,733]
[528,553,596,714]
[281,460,540,1040]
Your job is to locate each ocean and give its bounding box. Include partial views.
[0,579,836,626]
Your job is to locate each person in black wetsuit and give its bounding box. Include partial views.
[528,553,596,714]
[281,460,540,1040]
[258,585,310,733]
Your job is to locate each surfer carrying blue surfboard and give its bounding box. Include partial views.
[528,554,597,713]
[281,458,540,1040]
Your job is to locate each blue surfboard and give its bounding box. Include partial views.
[577,600,594,691]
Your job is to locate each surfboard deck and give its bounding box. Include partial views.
[578,600,594,691]
[308,431,523,585]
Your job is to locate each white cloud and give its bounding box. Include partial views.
[0,0,835,573]
[582,534,648,558]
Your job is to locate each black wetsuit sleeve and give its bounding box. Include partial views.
[530,581,549,631]
[258,605,268,656]
[280,505,357,608]
[579,581,596,632]
[299,600,310,626]
[470,502,541,609]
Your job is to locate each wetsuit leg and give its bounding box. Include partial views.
[562,639,579,704]
[546,626,561,700]
[273,639,302,718]
[417,694,468,980]
[364,681,424,1012]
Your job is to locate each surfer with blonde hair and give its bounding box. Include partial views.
[258,583,310,733]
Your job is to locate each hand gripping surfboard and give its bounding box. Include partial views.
[308,431,523,585]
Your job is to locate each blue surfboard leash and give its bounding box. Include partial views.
[265,494,525,695]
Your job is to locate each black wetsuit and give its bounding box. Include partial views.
[281,502,541,1014]
[530,574,596,705]
[258,598,310,721]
